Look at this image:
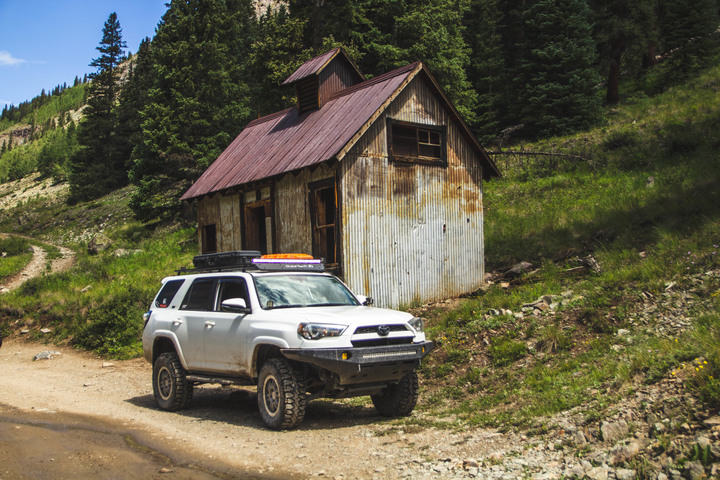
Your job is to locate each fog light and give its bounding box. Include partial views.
[342,352,350,360]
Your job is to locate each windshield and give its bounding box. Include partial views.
[254,274,359,309]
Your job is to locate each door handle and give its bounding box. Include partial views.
[172,319,183,326]
[205,321,216,328]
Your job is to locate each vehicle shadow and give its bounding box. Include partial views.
[126,385,383,431]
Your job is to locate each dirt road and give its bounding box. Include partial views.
[0,340,521,480]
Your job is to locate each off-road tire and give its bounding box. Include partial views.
[153,352,193,411]
[257,358,306,430]
[371,371,419,417]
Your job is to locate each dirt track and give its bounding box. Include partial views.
[0,339,522,480]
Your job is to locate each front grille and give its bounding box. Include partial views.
[351,337,414,348]
[354,324,408,335]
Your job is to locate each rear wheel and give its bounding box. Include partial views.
[153,352,193,411]
[257,358,306,430]
[371,371,419,417]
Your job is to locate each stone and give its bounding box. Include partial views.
[601,420,629,443]
[463,459,479,468]
[40,328,52,334]
[585,465,609,480]
[33,351,60,361]
[505,261,532,278]
[615,468,636,480]
[684,461,706,480]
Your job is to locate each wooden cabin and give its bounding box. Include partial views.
[181,48,500,307]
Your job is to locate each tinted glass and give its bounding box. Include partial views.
[155,279,185,308]
[180,278,215,311]
[254,274,359,309]
[216,278,249,310]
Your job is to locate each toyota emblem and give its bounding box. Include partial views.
[377,325,390,336]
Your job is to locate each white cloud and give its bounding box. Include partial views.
[0,51,27,66]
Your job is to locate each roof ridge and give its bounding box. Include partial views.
[246,107,295,128]
[329,61,421,101]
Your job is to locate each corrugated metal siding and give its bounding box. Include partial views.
[275,163,337,255]
[340,76,485,308]
[318,59,360,106]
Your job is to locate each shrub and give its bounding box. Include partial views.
[489,336,527,366]
[0,236,31,256]
[73,285,152,358]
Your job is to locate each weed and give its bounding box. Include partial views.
[488,336,527,366]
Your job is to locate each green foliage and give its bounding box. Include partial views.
[513,0,603,138]
[73,285,149,358]
[488,335,527,366]
[68,12,128,203]
[129,0,255,221]
[0,236,31,257]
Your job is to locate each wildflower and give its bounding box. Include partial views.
[672,371,676,376]
[696,368,700,371]
[704,361,708,365]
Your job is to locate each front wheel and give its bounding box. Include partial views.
[153,352,193,411]
[257,358,306,430]
[371,371,419,417]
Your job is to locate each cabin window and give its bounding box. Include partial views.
[387,119,447,166]
[202,224,217,254]
[309,178,338,268]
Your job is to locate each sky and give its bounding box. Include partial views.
[0,0,169,108]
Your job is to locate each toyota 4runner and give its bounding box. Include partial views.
[141,251,433,430]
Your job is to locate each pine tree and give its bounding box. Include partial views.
[250,5,311,117]
[659,0,720,80]
[129,0,256,221]
[115,37,154,175]
[514,0,602,138]
[356,0,477,122]
[68,12,127,203]
[590,0,658,104]
[466,0,505,143]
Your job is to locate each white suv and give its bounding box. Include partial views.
[141,252,433,430]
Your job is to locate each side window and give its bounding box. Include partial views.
[155,279,185,308]
[216,278,249,311]
[180,278,216,311]
[387,119,446,165]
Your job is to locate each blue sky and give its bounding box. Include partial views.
[0,0,169,108]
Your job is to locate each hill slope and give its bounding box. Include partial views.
[0,51,719,480]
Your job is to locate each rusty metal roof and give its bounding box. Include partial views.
[282,48,363,85]
[182,61,499,201]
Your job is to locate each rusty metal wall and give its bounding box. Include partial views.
[274,163,337,255]
[340,76,485,308]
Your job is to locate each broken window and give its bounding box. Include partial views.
[309,178,338,268]
[387,119,446,165]
[202,224,217,254]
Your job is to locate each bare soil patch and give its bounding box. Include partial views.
[0,339,521,479]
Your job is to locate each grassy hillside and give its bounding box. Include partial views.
[0,50,718,445]
[413,61,720,430]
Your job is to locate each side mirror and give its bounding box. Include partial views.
[221,298,251,314]
[356,295,374,306]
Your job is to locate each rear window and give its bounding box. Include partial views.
[155,279,185,308]
[180,278,216,311]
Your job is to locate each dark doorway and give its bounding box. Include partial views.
[309,178,338,267]
[243,198,272,255]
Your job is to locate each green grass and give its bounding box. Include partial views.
[415,59,720,429]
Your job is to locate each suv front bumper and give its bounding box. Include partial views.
[281,341,434,385]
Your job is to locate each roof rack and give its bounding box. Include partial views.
[175,251,325,274]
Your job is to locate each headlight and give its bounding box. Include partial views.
[408,317,424,332]
[298,323,347,340]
